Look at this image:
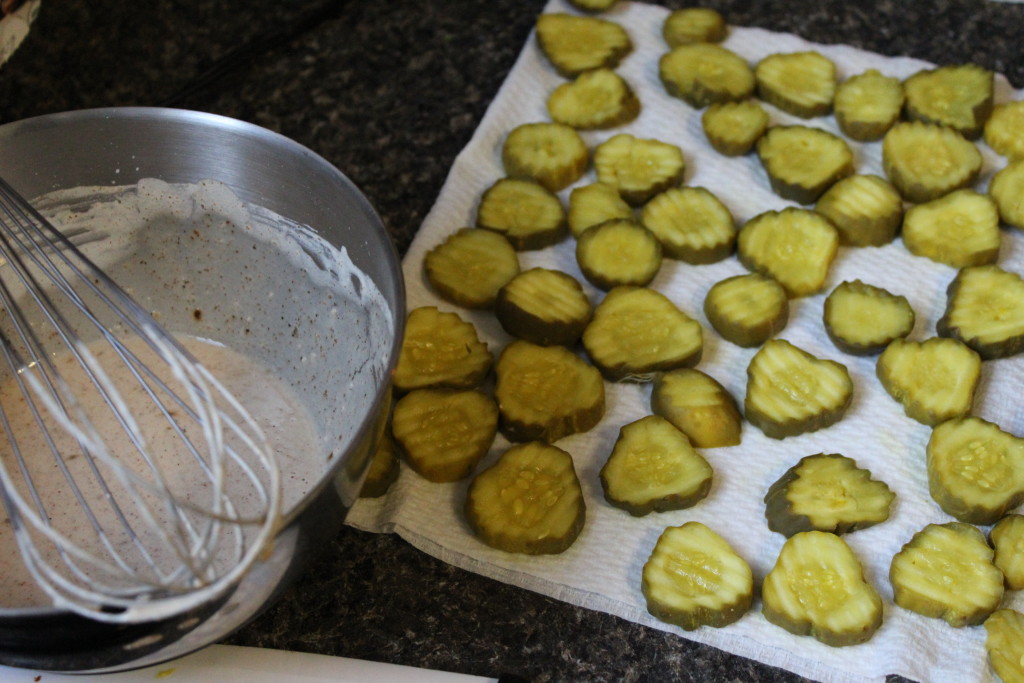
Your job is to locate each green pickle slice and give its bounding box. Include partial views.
[599,415,713,516]
[991,516,1024,590]
[985,101,1024,160]
[764,453,895,537]
[882,121,982,203]
[737,208,839,297]
[424,227,520,309]
[985,609,1024,683]
[642,522,753,631]
[659,43,754,108]
[535,13,631,78]
[989,159,1024,230]
[903,63,994,139]
[568,182,635,238]
[755,51,837,118]
[890,522,1004,628]
[823,280,915,356]
[359,431,400,499]
[393,306,493,392]
[815,174,903,247]
[876,337,981,426]
[901,189,1000,268]
[575,218,663,290]
[476,177,567,251]
[927,417,1024,525]
[466,441,586,555]
[834,69,904,141]
[703,273,789,348]
[495,267,592,347]
[547,68,640,130]
[938,264,1024,360]
[756,125,854,204]
[745,339,853,439]
[762,531,883,647]
[661,8,728,47]
[501,122,588,193]
[594,133,686,206]
[640,186,736,264]
[701,100,769,156]
[651,368,742,448]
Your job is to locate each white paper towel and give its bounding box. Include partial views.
[346,1,1024,681]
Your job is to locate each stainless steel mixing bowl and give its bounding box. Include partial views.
[0,108,405,672]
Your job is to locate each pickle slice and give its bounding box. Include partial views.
[659,43,754,109]
[661,8,728,47]
[823,280,915,356]
[764,454,895,537]
[903,63,994,139]
[651,368,742,448]
[501,122,588,193]
[989,159,1024,230]
[985,609,1024,683]
[476,178,567,251]
[359,431,400,499]
[495,267,593,347]
[575,218,663,290]
[991,516,1024,590]
[902,189,1000,268]
[737,208,839,297]
[547,68,641,130]
[703,273,789,348]
[985,101,1024,160]
[642,522,753,631]
[392,388,499,483]
[535,13,632,79]
[465,441,585,555]
[640,186,736,264]
[594,133,686,206]
[701,100,769,156]
[494,340,605,443]
[833,69,905,142]
[815,174,903,247]
[745,339,853,439]
[882,121,982,203]
[890,522,1004,628]
[756,125,854,204]
[755,51,837,118]
[938,264,1024,360]
[762,531,882,647]
[567,0,618,12]
[582,286,703,382]
[599,415,713,516]
[568,181,635,239]
[424,227,520,309]
[394,306,493,392]
[927,416,1024,525]
[876,337,981,426]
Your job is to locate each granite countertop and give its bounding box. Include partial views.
[2,1,1022,681]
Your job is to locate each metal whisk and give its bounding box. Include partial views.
[0,177,282,623]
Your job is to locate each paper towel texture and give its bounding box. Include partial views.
[347,1,1024,680]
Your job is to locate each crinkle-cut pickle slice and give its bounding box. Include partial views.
[359,431,400,499]
[501,122,588,193]
[495,267,592,347]
[764,454,895,537]
[815,174,903,247]
[823,280,915,356]
[582,286,703,382]
[882,121,982,203]
[755,51,837,118]
[938,264,1024,360]
[991,516,1024,590]
[391,388,498,483]
[575,218,663,290]
[833,69,904,142]
[567,0,618,13]
[903,63,994,139]
[762,531,882,647]
[547,68,640,131]
[599,415,713,516]
[703,273,788,348]
[568,182,634,239]
[902,189,1000,268]
[986,609,1024,683]
[737,208,839,297]
[661,8,727,47]
[876,337,980,426]
[535,13,632,78]
[594,133,686,206]
[476,178,567,251]
[890,522,1004,628]
[651,368,741,448]
[465,441,585,555]
[745,339,853,439]
[985,101,1024,160]
[990,159,1024,230]
[424,227,520,309]
[642,522,753,632]
[756,125,854,204]
[701,100,769,156]
[640,186,736,264]
[927,417,1024,525]
[394,306,493,392]
[494,339,604,443]
[659,43,754,109]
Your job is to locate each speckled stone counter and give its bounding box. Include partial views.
[2,1,1022,680]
